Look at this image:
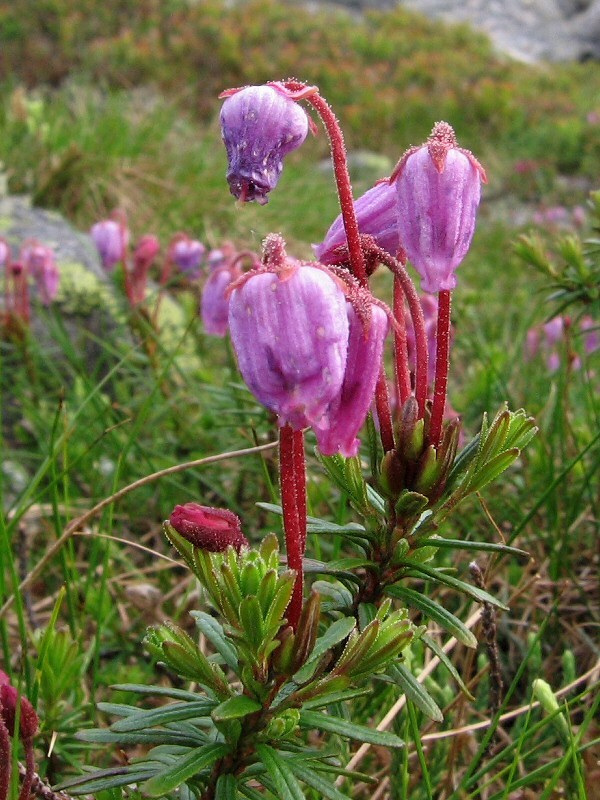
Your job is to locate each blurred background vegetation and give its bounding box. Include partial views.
[0,0,598,796]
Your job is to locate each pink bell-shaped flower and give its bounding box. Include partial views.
[169,503,248,552]
[171,237,206,278]
[90,218,129,271]
[314,179,401,265]
[21,242,59,306]
[228,235,349,430]
[392,122,486,293]
[315,300,389,457]
[201,262,241,337]
[220,85,309,204]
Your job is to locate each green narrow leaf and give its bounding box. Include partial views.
[110,683,202,702]
[143,742,231,797]
[385,585,478,648]
[416,538,529,558]
[420,634,474,700]
[256,744,305,800]
[191,611,240,672]
[212,695,262,722]
[396,562,509,610]
[468,448,521,493]
[294,617,356,683]
[215,773,239,800]
[386,663,443,722]
[289,760,352,800]
[299,710,404,748]
[110,700,216,732]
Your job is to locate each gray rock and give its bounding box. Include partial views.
[306,0,600,62]
[0,195,125,372]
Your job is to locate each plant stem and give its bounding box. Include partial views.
[369,245,429,417]
[429,289,452,448]
[281,81,367,286]
[374,368,395,453]
[393,276,411,406]
[18,739,35,800]
[279,424,306,631]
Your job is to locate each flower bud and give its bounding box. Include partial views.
[220,85,309,204]
[169,503,248,552]
[0,675,38,740]
[90,218,129,271]
[392,121,486,293]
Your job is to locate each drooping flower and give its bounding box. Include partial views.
[171,236,206,278]
[90,218,129,271]
[201,262,241,337]
[314,179,401,265]
[129,235,160,305]
[315,300,388,457]
[169,503,247,552]
[228,235,349,430]
[220,85,310,204]
[21,242,59,305]
[391,121,486,293]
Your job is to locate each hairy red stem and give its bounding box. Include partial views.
[369,245,429,417]
[18,739,35,800]
[393,276,411,406]
[282,81,367,286]
[429,289,452,447]
[279,424,306,631]
[0,713,10,800]
[375,367,395,453]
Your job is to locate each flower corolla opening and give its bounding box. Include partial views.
[220,85,309,205]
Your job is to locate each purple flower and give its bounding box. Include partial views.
[0,239,9,268]
[392,121,486,293]
[90,218,129,271]
[220,85,309,205]
[201,264,240,337]
[169,503,247,552]
[21,242,60,305]
[315,302,388,457]
[228,238,349,430]
[314,180,401,265]
[581,316,599,356]
[171,237,206,278]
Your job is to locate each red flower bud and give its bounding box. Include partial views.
[0,681,39,740]
[169,503,248,552]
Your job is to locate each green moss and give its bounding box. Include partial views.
[55,261,123,319]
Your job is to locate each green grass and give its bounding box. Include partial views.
[0,1,599,797]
